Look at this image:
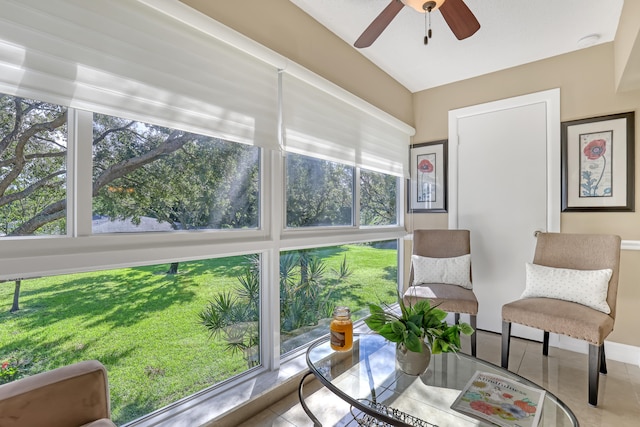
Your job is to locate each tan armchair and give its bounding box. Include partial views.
[403,229,478,356]
[501,232,621,406]
[0,360,116,427]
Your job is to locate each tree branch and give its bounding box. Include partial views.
[0,169,66,207]
[0,151,65,168]
[92,131,203,195]
[8,199,66,236]
[0,110,67,196]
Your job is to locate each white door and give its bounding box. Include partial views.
[448,89,561,340]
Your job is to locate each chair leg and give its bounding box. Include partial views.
[501,321,511,369]
[588,344,603,406]
[543,331,549,356]
[454,313,460,324]
[470,314,477,357]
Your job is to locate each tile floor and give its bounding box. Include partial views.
[232,330,640,427]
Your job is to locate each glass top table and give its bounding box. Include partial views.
[299,333,579,427]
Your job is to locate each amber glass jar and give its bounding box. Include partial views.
[330,306,353,351]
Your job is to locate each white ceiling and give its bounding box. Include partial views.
[289,0,624,93]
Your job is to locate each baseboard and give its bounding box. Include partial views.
[549,334,640,367]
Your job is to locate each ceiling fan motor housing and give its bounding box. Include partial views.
[402,0,446,13]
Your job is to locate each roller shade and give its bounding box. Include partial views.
[281,72,412,177]
[0,0,278,148]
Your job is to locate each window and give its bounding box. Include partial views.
[285,153,354,228]
[0,254,261,425]
[0,94,67,237]
[280,240,398,355]
[92,113,260,233]
[360,169,399,226]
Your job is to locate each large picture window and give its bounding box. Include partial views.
[0,94,68,237]
[92,114,260,233]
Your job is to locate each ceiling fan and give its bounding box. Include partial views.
[354,0,480,48]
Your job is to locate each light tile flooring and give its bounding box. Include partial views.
[234,331,640,427]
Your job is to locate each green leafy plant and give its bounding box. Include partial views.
[0,359,20,384]
[364,297,474,354]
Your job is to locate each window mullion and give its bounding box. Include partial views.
[67,109,93,237]
[354,167,361,228]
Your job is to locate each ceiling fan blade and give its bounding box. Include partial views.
[439,0,480,40]
[354,0,404,48]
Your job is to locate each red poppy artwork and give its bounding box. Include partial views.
[409,140,447,212]
[416,153,436,203]
[562,111,634,212]
[579,131,612,198]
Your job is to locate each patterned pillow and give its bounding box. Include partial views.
[522,263,613,313]
[411,254,472,289]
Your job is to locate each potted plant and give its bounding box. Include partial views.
[364,297,474,375]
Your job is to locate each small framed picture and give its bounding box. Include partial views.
[561,112,635,212]
[407,140,447,213]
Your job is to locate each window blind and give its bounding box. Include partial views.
[0,0,278,148]
[281,72,413,177]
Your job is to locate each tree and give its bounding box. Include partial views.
[0,96,68,236]
[286,154,353,227]
[360,170,397,225]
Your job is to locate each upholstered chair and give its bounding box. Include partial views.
[0,360,116,427]
[403,229,478,356]
[501,232,621,406]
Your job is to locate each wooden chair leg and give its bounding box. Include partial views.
[588,344,602,406]
[470,314,477,357]
[501,321,511,369]
[543,331,549,356]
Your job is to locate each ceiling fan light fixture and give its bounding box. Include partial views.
[402,0,446,13]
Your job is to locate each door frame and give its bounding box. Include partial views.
[447,89,561,233]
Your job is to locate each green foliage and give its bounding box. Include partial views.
[200,250,357,365]
[360,170,398,226]
[364,297,473,354]
[0,95,67,236]
[286,154,353,227]
[279,250,339,332]
[199,256,260,368]
[92,113,259,230]
[1,97,260,237]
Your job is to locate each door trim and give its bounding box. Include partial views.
[447,89,561,232]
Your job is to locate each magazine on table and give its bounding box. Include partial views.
[451,371,546,427]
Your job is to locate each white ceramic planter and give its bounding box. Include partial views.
[395,342,431,376]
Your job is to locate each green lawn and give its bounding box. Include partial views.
[0,243,397,425]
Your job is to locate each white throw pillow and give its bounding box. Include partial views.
[522,263,613,313]
[411,254,472,289]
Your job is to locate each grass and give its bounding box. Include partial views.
[0,243,397,425]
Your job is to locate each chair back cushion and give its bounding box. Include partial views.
[522,262,613,313]
[409,229,471,287]
[412,254,472,289]
[0,360,112,427]
[532,233,621,318]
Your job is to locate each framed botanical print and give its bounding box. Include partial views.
[407,140,447,213]
[561,112,635,212]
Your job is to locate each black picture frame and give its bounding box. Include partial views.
[407,140,448,213]
[561,111,635,212]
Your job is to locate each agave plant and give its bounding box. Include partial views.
[364,296,474,354]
